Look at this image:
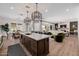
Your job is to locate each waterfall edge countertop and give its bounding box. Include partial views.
[21,33,50,41]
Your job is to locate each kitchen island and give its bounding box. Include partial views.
[20,33,49,56]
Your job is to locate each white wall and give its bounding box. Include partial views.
[73,6,79,39]
[33,22,41,31]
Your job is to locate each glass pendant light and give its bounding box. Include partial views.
[24,6,31,24]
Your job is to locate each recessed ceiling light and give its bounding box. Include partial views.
[10,6,14,10]
[66,8,70,12]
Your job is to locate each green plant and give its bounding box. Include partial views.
[1,23,9,39]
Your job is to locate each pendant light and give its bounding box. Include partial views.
[24,6,31,24]
[31,3,42,22]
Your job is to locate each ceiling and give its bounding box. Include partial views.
[0,3,79,22]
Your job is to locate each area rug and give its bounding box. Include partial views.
[7,44,27,56]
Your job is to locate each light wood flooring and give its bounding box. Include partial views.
[48,35,78,56]
[0,35,78,56]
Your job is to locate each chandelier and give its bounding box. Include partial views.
[31,3,42,22]
[24,6,31,24]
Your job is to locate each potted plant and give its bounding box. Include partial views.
[1,23,9,39]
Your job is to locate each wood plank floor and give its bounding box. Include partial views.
[0,35,78,56]
[48,35,78,56]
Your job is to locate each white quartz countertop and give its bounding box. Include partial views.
[21,33,50,41]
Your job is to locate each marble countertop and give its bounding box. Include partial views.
[21,33,50,41]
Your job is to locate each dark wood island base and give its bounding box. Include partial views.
[20,33,49,56]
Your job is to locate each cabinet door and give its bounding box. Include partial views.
[37,39,45,56]
[21,35,25,44]
[30,39,37,56]
[44,38,49,55]
[24,36,31,51]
